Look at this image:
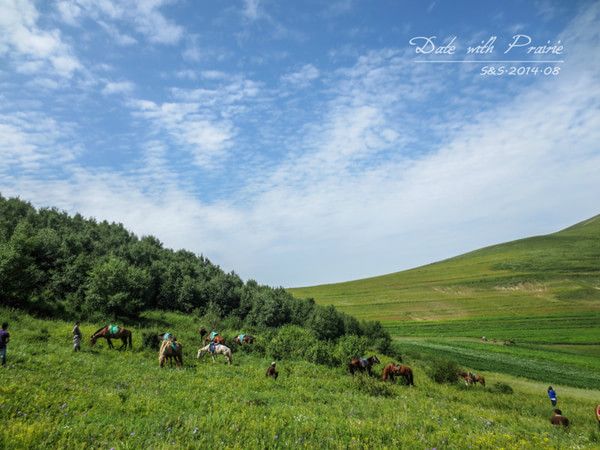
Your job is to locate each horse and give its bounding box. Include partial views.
[348,355,380,376]
[382,363,414,386]
[550,409,570,427]
[459,371,485,386]
[233,334,254,345]
[159,338,183,367]
[197,343,232,365]
[203,330,225,345]
[90,325,132,350]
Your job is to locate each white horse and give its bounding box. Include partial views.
[197,343,232,365]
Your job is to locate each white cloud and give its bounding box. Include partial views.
[281,64,320,88]
[243,0,261,21]
[56,0,183,45]
[0,0,81,77]
[102,80,135,95]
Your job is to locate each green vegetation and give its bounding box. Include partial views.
[289,216,600,388]
[2,309,599,449]
[0,194,390,348]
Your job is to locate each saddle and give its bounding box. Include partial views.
[108,325,119,334]
[359,358,368,368]
[238,334,246,342]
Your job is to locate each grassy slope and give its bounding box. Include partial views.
[1,309,599,449]
[289,215,600,388]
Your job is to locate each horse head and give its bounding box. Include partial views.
[370,355,381,365]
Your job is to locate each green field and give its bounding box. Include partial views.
[1,309,599,449]
[289,215,600,389]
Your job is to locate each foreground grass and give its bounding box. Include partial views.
[1,310,599,449]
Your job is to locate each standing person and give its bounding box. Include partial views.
[0,322,10,366]
[72,321,82,352]
[547,386,557,406]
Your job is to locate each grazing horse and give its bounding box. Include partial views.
[203,330,225,345]
[159,338,183,367]
[550,409,570,427]
[459,371,485,386]
[382,363,414,386]
[266,362,278,379]
[197,343,232,365]
[233,334,254,345]
[90,325,132,350]
[348,355,380,376]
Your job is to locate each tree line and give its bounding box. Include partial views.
[0,194,392,351]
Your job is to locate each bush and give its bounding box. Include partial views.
[142,331,160,350]
[268,325,315,360]
[306,341,336,366]
[428,358,460,384]
[488,382,513,394]
[354,376,395,397]
[333,335,369,365]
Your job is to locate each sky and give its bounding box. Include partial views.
[1,0,599,287]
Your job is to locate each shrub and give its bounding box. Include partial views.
[428,358,460,384]
[354,376,395,397]
[488,382,513,394]
[306,341,336,366]
[142,331,160,350]
[268,325,315,360]
[333,335,369,365]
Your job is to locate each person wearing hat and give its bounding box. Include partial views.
[266,362,278,379]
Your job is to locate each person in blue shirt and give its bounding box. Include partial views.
[547,386,557,406]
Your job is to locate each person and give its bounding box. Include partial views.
[0,322,10,366]
[547,386,557,406]
[266,362,278,379]
[72,321,82,352]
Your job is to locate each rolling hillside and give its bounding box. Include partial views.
[289,215,600,387]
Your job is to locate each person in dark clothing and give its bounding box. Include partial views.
[0,322,10,366]
[547,386,557,406]
[72,322,82,352]
[266,362,278,379]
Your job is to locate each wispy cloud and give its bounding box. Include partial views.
[281,64,320,88]
[0,0,81,77]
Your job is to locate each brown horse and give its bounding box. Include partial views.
[348,355,380,376]
[550,409,570,427]
[459,371,485,386]
[90,325,132,350]
[159,338,183,368]
[233,334,254,345]
[382,363,414,386]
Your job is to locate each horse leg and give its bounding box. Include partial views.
[107,337,113,349]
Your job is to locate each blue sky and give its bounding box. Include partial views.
[1,0,599,287]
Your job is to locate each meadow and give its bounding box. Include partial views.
[1,308,600,449]
[289,215,600,390]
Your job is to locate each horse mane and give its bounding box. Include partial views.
[92,325,107,336]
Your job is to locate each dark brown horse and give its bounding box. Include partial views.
[90,325,132,350]
[459,371,485,386]
[204,333,225,345]
[550,409,570,427]
[348,355,380,376]
[233,334,254,345]
[382,363,414,386]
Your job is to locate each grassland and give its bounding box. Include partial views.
[1,308,599,449]
[289,215,600,389]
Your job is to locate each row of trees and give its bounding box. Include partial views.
[0,194,391,350]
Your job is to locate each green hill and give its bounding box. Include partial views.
[289,216,600,387]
